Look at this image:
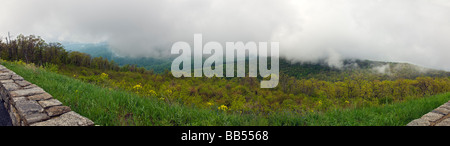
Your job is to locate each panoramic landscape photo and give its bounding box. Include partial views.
[0,0,450,127]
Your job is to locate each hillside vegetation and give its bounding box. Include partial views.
[63,42,172,74]
[1,34,450,125]
[63,42,450,80]
[3,60,450,126]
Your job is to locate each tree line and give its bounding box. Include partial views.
[0,34,149,73]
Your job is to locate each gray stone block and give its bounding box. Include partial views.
[432,107,450,115]
[28,93,53,101]
[11,96,27,105]
[10,87,45,97]
[11,74,24,80]
[14,100,50,124]
[38,99,62,108]
[31,111,94,126]
[15,80,31,87]
[23,112,50,124]
[421,112,444,122]
[9,107,21,126]
[46,106,71,117]
[2,83,20,91]
[439,104,450,110]
[15,100,44,116]
[0,80,14,84]
[0,73,12,76]
[406,118,430,126]
[0,70,13,74]
[444,102,450,108]
[23,84,38,89]
[0,75,11,80]
[435,118,450,126]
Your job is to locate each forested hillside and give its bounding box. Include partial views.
[280,59,450,81]
[0,34,152,73]
[63,42,172,73]
[62,42,450,81]
[1,34,450,114]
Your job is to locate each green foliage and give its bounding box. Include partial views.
[280,59,450,81]
[43,62,59,73]
[4,57,450,126]
[3,35,450,115]
[0,34,147,73]
[52,61,450,115]
[3,34,450,126]
[63,42,172,73]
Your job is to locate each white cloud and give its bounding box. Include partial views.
[1,0,450,70]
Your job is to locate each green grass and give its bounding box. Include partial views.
[275,92,450,126]
[2,62,264,126]
[3,61,450,126]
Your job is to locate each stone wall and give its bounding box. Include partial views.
[407,100,450,126]
[0,65,94,126]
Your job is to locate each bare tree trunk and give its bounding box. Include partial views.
[7,32,10,45]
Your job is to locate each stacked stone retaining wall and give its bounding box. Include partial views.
[0,65,93,126]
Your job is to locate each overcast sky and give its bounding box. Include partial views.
[1,0,450,70]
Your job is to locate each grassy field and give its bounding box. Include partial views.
[2,61,450,126]
[280,92,450,126]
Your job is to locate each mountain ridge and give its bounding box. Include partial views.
[63,42,450,81]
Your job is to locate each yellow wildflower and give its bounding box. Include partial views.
[100,73,109,80]
[165,89,172,95]
[218,105,228,111]
[207,102,213,106]
[149,90,157,96]
[133,83,142,94]
[133,84,142,89]
[345,100,350,104]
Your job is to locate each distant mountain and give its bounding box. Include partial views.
[62,42,450,81]
[63,42,112,58]
[280,59,450,81]
[62,42,172,73]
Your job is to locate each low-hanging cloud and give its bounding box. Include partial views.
[1,0,450,70]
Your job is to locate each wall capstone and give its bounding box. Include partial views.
[0,65,94,126]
